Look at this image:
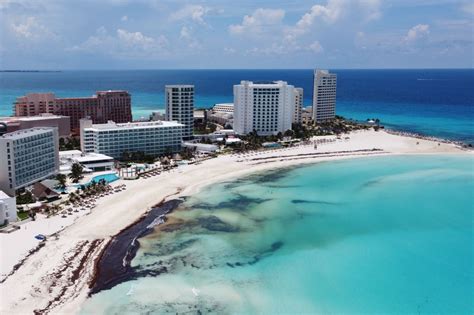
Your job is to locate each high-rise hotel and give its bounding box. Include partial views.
[165,85,194,140]
[233,81,302,135]
[14,91,132,134]
[0,128,59,196]
[312,70,337,122]
[80,119,184,159]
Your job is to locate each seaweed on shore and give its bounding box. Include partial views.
[89,199,183,295]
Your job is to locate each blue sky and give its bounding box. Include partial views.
[0,0,473,69]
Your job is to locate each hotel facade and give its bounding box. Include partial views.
[233,81,300,136]
[14,91,132,134]
[165,85,194,139]
[80,119,184,159]
[312,70,337,122]
[0,127,59,196]
[293,88,303,124]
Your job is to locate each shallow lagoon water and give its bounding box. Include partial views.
[81,155,473,314]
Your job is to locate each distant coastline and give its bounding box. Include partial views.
[0,70,61,73]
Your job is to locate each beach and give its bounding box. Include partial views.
[0,129,470,315]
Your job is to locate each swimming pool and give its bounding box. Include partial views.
[73,173,120,188]
[91,173,120,184]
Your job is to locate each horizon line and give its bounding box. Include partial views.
[1,67,473,72]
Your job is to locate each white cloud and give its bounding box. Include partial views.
[70,27,168,58]
[309,41,324,53]
[297,0,344,28]
[179,26,201,50]
[285,0,381,42]
[229,8,285,35]
[224,47,236,54]
[462,3,474,15]
[405,24,430,42]
[170,4,210,25]
[10,16,57,40]
[358,0,381,21]
[121,15,128,21]
[180,25,191,39]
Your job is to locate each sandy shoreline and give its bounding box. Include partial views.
[0,130,471,315]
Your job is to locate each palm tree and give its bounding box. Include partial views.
[69,163,84,183]
[55,173,67,190]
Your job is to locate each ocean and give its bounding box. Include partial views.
[80,155,474,314]
[1,69,473,144]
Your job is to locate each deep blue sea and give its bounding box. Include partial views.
[1,69,473,143]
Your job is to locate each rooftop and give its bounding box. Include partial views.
[0,127,56,139]
[0,190,11,199]
[238,80,290,87]
[165,85,194,88]
[0,114,68,122]
[84,120,184,131]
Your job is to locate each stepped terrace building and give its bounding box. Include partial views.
[165,85,194,140]
[233,81,299,136]
[14,91,132,134]
[0,127,59,196]
[0,113,71,138]
[80,119,184,159]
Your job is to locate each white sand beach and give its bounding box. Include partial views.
[0,130,470,315]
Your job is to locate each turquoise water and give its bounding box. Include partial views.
[75,173,120,188]
[91,173,120,184]
[81,155,474,314]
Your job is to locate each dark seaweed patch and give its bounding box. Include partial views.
[148,238,199,256]
[198,215,239,232]
[89,199,183,295]
[227,241,284,268]
[193,193,271,212]
[291,199,339,205]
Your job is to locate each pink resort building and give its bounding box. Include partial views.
[14,91,132,134]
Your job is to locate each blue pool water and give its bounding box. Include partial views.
[80,155,474,314]
[91,173,120,184]
[76,173,120,187]
[1,69,473,144]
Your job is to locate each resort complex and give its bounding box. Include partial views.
[79,119,184,159]
[14,91,132,133]
[233,80,303,135]
[0,68,471,315]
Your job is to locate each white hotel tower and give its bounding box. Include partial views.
[234,81,300,136]
[165,85,194,140]
[0,127,59,196]
[80,119,184,159]
[312,69,337,122]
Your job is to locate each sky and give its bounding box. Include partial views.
[0,0,473,69]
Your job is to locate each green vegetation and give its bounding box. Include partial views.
[17,211,30,220]
[232,117,372,152]
[16,191,36,205]
[59,137,80,151]
[69,163,84,183]
[194,121,218,134]
[180,147,196,160]
[55,173,67,190]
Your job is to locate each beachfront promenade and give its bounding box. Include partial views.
[0,129,469,315]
